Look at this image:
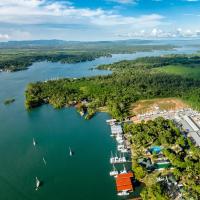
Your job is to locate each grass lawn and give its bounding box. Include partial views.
[154,64,200,80]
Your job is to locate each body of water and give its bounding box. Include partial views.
[0,46,198,200]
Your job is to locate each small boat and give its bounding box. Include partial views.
[69,147,73,156]
[120,164,127,174]
[109,164,118,176]
[33,138,36,146]
[117,190,129,196]
[117,144,125,151]
[35,177,40,191]
[121,148,129,153]
[43,157,47,165]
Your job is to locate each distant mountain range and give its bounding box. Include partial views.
[0,39,163,49]
[0,39,199,49]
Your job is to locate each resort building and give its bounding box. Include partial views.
[115,172,134,193]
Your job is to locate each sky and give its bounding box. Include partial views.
[0,0,200,41]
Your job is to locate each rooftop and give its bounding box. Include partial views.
[115,172,134,192]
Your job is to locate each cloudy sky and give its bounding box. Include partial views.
[0,0,200,41]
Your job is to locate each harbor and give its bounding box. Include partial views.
[106,119,137,197]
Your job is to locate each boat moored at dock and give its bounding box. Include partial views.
[109,164,118,176]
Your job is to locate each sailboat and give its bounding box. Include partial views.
[43,157,47,165]
[33,138,36,146]
[110,151,115,163]
[121,153,126,163]
[35,177,40,191]
[109,164,118,176]
[69,147,73,156]
[120,164,127,174]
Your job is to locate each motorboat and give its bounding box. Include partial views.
[117,191,129,196]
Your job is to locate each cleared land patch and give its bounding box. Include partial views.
[131,98,188,116]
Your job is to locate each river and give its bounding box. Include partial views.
[0,46,198,200]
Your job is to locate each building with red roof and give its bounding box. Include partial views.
[115,172,134,192]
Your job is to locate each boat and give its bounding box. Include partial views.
[117,153,126,163]
[33,138,36,146]
[69,147,73,156]
[35,177,40,191]
[120,148,129,153]
[43,157,47,165]
[116,136,123,144]
[109,164,118,176]
[117,190,129,196]
[120,164,127,174]
[117,144,125,151]
[110,151,114,163]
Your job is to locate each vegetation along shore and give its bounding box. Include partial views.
[25,54,200,120]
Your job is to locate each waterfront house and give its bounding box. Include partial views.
[115,172,134,193]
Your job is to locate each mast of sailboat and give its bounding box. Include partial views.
[111,151,113,158]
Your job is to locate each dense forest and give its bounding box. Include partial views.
[25,54,200,120]
[124,117,200,199]
[0,42,175,72]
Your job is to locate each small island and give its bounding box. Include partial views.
[4,98,15,105]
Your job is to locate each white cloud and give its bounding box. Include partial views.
[0,33,9,40]
[107,0,137,4]
[116,28,200,39]
[0,0,164,27]
[0,0,172,40]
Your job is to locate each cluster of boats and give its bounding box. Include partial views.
[106,120,132,196]
[32,138,73,191]
[109,164,127,177]
[110,152,126,164]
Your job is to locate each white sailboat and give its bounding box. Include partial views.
[109,164,118,176]
[43,157,47,165]
[120,153,126,163]
[110,151,115,163]
[35,177,40,191]
[120,164,127,174]
[69,147,73,156]
[33,138,36,146]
